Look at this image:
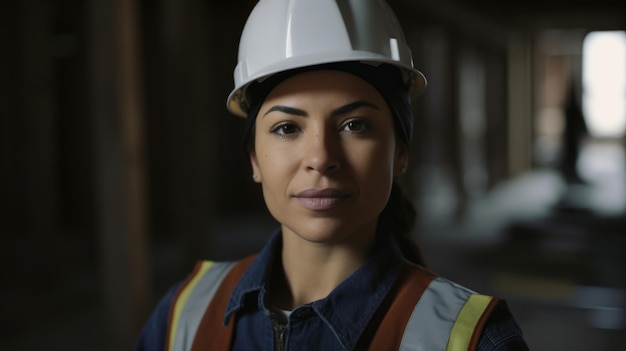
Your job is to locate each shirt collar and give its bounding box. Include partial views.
[224,228,281,324]
[224,227,405,349]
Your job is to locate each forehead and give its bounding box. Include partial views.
[263,70,385,104]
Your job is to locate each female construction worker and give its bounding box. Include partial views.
[136,0,529,350]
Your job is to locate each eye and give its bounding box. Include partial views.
[341,119,370,133]
[271,122,301,136]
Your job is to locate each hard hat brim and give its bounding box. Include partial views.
[226,54,426,117]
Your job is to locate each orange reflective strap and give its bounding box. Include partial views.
[366,262,437,350]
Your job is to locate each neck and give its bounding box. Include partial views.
[270,225,376,310]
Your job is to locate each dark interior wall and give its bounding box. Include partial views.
[1,0,94,255]
[140,0,265,241]
[1,0,102,345]
[0,0,263,249]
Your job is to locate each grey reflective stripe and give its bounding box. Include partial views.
[171,261,237,351]
[399,277,477,351]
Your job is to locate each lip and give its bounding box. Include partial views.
[294,188,351,211]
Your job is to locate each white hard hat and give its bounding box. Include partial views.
[226,0,427,117]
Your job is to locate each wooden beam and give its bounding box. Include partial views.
[88,0,151,346]
[392,0,509,48]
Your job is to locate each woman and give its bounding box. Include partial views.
[136,1,529,350]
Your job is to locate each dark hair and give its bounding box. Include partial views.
[242,63,425,267]
[379,181,426,266]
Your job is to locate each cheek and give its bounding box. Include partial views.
[256,149,292,174]
[348,141,397,176]
[255,147,297,195]
[256,152,275,182]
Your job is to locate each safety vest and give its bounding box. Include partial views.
[165,256,499,351]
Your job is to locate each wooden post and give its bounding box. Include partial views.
[485,49,509,187]
[0,2,10,236]
[88,0,151,346]
[156,0,214,267]
[507,31,535,177]
[14,0,59,247]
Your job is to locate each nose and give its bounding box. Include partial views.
[302,128,341,174]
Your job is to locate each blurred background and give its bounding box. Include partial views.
[1,0,625,349]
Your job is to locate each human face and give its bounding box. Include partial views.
[250,70,408,247]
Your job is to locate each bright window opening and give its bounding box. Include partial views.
[582,31,626,138]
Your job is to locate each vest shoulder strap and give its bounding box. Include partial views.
[368,262,499,351]
[165,256,255,351]
[366,262,437,350]
[190,255,255,351]
[446,294,499,351]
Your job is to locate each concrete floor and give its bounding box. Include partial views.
[416,140,626,350]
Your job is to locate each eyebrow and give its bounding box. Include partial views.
[264,105,307,117]
[263,100,380,118]
[331,100,379,116]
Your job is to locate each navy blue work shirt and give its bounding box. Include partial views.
[135,229,529,350]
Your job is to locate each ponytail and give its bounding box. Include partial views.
[379,181,426,267]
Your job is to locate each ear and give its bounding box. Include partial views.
[249,151,262,183]
[393,145,409,177]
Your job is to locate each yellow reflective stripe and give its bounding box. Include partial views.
[167,261,214,351]
[445,294,493,351]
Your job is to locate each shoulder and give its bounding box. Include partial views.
[133,259,242,351]
[477,300,530,351]
[401,265,529,350]
[134,281,183,351]
[404,263,478,302]
[180,260,240,299]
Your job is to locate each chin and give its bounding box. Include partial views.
[281,216,375,246]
